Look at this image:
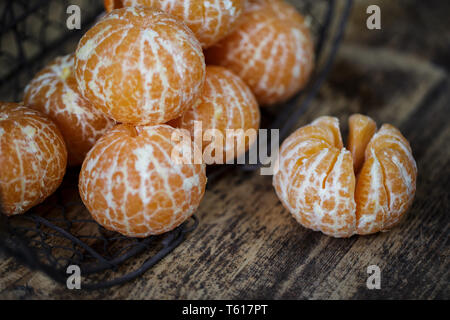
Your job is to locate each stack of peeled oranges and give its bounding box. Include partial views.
[0,0,416,239]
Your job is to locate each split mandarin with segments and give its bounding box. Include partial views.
[104,0,244,48]
[24,54,115,166]
[273,114,417,237]
[74,7,205,125]
[205,0,314,106]
[175,65,260,163]
[0,103,67,215]
[79,124,206,237]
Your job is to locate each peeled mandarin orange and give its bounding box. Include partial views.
[355,124,417,234]
[273,114,417,237]
[79,124,206,237]
[74,7,205,125]
[24,54,115,166]
[0,103,67,215]
[347,113,376,173]
[105,0,244,48]
[205,0,314,106]
[175,65,260,164]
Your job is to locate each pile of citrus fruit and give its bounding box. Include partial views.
[0,0,417,238]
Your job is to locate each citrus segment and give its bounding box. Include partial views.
[356,124,417,234]
[347,113,376,173]
[274,116,355,237]
[104,0,123,12]
[310,116,344,149]
[353,155,388,234]
[75,7,205,125]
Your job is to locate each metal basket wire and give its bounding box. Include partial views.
[0,0,352,290]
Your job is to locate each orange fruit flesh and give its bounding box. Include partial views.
[24,54,115,166]
[176,65,260,163]
[205,0,314,106]
[274,114,417,237]
[75,7,205,125]
[355,124,417,234]
[0,103,67,215]
[104,0,244,48]
[79,124,206,237]
[348,113,377,174]
[104,0,123,12]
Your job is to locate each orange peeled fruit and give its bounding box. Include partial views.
[273,114,417,237]
[79,124,206,237]
[104,0,122,11]
[104,0,244,48]
[24,54,115,166]
[347,114,376,173]
[205,0,314,106]
[0,103,67,215]
[175,65,260,164]
[74,7,205,125]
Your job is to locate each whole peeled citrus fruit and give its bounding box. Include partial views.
[24,54,115,166]
[104,0,244,48]
[0,103,67,215]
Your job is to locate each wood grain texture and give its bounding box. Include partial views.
[0,0,449,299]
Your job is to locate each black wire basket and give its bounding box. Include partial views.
[0,0,352,290]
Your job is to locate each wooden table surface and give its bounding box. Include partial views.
[0,0,449,299]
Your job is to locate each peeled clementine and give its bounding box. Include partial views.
[0,103,67,215]
[79,124,206,237]
[347,114,376,173]
[273,114,417,237]
[74,7,205,125]
[104,0,244,48]
[24,54,115,166]
[175,65,260,164]
[205,0,314,106]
